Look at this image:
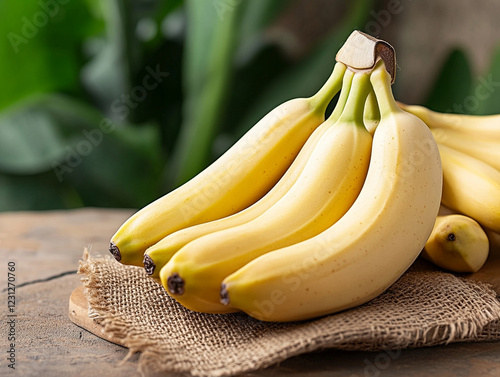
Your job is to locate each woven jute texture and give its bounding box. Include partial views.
[78,250,500,377]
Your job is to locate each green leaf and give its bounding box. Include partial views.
[0,93,163,209]
[0,94,102,174]
[0,172,82,211]
[81,0,184,121]
[236,0,291,46]
[80,0,136,113]
[214,1,295,152]
[59,123,163,208]
[0,1,98,110]
[472,45,500,115]
[424,49,473,113]
[165,0,244,188]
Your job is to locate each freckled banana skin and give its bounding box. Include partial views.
[422,214,489,273]
[221,64,442,322]
[109,64,347,266]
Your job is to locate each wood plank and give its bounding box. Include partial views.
[68,286,126,347]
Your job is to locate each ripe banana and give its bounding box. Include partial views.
[438,143,500,233]
[398,102,500,140]
[159,69,374,313]
[144,70,356,279]
[432,128,500,171]
[422,214,489,273]
[220,62,442,322]
[109,63,347,266]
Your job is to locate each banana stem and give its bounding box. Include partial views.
[363,85,381,133]
[324,69,355,124]
[337,70,371,124]
[309,62,347,113]
[369,61,399,118]
[364,87,381,123]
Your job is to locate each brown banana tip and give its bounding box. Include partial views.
[220,284,230,306]
[109,242,121,262]
[167,273,184,295]
[143,254,155,275]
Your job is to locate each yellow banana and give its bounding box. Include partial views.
[109,63,347,266]
[422,214,489,273]
[438,143,500,233]
[432,128,500,171]
[398,102,500,140]
[144,70,356,279]
[144,71,353,279]
[220,62,442,322]
[159,70,374,313]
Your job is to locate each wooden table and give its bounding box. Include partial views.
[1,208,500,376]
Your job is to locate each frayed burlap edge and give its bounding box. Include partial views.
[77,250,156,370]
[77,249,500,377]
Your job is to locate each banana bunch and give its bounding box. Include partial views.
[107,29,500,322]
[114,56,442,322]
[397,103,500,273]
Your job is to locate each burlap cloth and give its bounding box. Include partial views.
[77,250,500,377]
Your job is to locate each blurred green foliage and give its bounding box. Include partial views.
[1,0,499,212]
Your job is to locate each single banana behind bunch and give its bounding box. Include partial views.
[422,214,489,273]
[220,61,443,322]
[431,128,500,172]
[436,144,500,234]
[399,103,500,235]
[143,70,356,279]
[159,70,374,314]
[397,103,500,140]
[109,63,347,266]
